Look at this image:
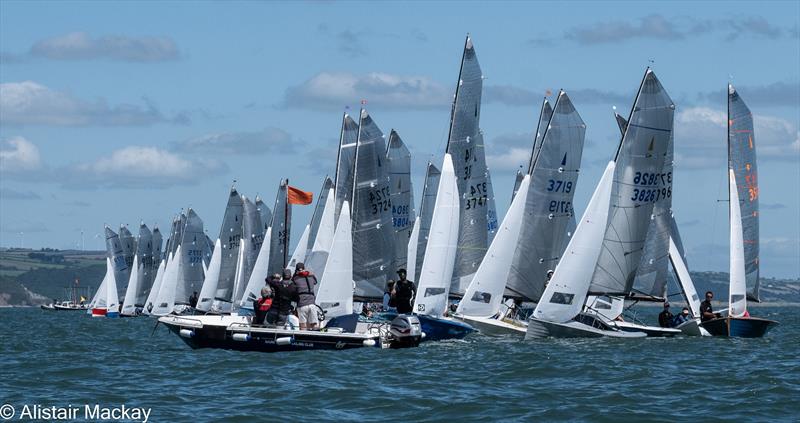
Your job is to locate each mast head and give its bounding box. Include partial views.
[728,84,736,95]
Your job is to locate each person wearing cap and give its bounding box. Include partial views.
[292,262,319,330]
[391,268,416,314]
[673,307,691,326]
[658,302,674,328]
[252,286,273,326]
[266,269,298,326]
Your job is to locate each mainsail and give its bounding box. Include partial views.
[104,226,128,298]
[529,99,555,172]
[119,225,136,285]
[588,69,673,297]
[306,177,334,261]
[176,209,205,305]
[728,84,760,302]
[214,187,244,305]
[240,196,263,288]
[386,130,415,270]
[334,113,360,221]
[351,108,395,300]
[510,170,524,204]
[268,179,291,276]
[485,163,499,245]
[255,195,273,238]
[505,91,586,302]
[413,162,441,283]
[134,223,154,306]
[445,35,489,296]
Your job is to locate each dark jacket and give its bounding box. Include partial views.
[292,271,318,308]
[673,313,690,326]
[393,279,416,314]
[269,278,298,315]
[658,310,674,328]
[700,300,714,321]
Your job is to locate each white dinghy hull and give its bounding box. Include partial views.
[526,317,647,339]
[454,314,526,337]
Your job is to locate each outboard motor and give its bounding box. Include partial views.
[388,315,423,348]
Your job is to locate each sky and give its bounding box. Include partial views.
[1,1,798,278]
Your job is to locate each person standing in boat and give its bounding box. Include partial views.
[267,269,298,326]
[658,303,674,328]
[189,291,199,309]
[292,262,319,330]
[252,286,272,326]
[391,269,416,314]
[700,291,720,322]
[383,280,396,312]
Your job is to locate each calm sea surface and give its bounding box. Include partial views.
[1,306,797,422]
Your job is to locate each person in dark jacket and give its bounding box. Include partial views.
[700,291,720,321]
[292,263,319,330]
[658,302,674,328]
[267,269,298,326]
[252,286,272,325]
[189,291,199,309]
[391,269,416,314]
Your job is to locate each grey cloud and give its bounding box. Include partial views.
[29,32,179,62]
[282,71,450,111]
[484,85,632,107]
[761,203,787,210]
[172,127,300,155]
[0,188,41,200]
[0,81,189,127]
[547,14,793,45]
[316,25,428,58]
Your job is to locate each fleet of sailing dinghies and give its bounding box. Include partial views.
[699,85,778,338]
[81,36,779,350]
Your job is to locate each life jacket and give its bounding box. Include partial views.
[257,297,272,312]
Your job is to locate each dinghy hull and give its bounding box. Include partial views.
[526,318,647,339]
[454,315,526,337]
[614,321,681,337]
[700,316,778,338]
[676,318,710,336]
[415,315,474,341]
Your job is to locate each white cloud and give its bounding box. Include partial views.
[30,32,179,62]
[0,81,188,126]
[67,146,227,188]
[674,107,799,170]
[283,72,450,110]
[173,127,299,155]
[485,132,534,172]
[0,136,42,172]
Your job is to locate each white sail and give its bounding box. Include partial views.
[669,236,701,317]
[287,224,310,270]
[316,201,354,319]
[728,169,748,317]
[120,255,140,316]
[458,175,531,317]
[88,261,110,312]
[230,237,248,311]
[238,227,272,310]
[406,217,420,283]
[196,239,222,312]
[532,161,616,323]
[142,257,166,315]
[105,257,120,316]
[306,188,336,278]
[151,247,181,316]
[412,154,460,318]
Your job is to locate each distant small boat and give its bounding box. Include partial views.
[91,258,120,318]
[700,85,778,338]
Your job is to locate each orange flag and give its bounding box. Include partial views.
[287,186,313,205]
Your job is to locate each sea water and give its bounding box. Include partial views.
[0,307,797,421]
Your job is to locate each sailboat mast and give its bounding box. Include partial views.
[445,35,470,153]
[614,68,650,162]
[284,179,289,270]
[333,113,347,190]
[527,96,550,174]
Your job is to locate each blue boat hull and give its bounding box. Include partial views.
[416,315,474,341]
[700,316,778,338]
